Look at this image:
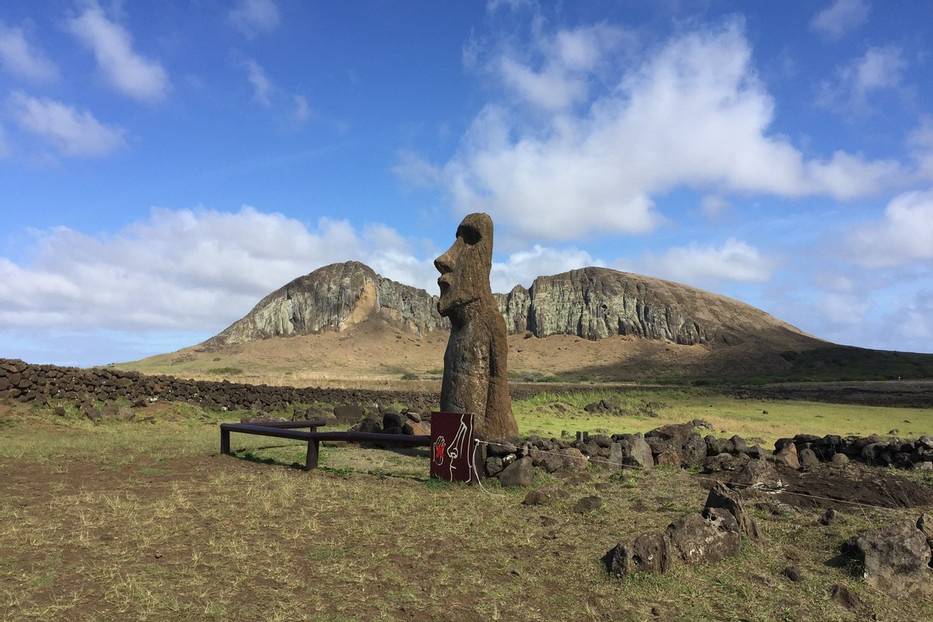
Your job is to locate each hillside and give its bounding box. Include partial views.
[120,261,933,385]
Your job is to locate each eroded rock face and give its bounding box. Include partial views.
[605,532,670,579]
[435,213,518,441]
[208,260,806,347]
[666,511,741,565]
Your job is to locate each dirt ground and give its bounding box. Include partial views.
[1,401,932,622]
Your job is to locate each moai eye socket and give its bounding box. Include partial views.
[458,225,481,246]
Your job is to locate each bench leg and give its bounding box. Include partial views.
[220,429,230,455]
[305,439,319,471]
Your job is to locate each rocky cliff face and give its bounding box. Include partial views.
[208,261,803,347]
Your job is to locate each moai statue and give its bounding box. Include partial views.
[434,213,518,441]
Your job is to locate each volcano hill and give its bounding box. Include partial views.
[119,261,933,386]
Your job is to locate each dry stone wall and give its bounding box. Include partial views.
[0,358,438,413]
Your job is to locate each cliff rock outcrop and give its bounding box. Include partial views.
[208,261,804,347]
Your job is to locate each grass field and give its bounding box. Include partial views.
[1,395,931,621]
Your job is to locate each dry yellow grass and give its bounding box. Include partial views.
[1,399,931,621]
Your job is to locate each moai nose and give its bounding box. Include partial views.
[434,252,453,274]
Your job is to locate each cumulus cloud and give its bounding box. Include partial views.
[67,5,169,103]
[850,189,933,267]
[229,0,280,37]
[392,150,443,188]
[0,22,58,82]
[909,117,933,179]
[405,21,901,240]
[642,239,773,287]
[8,91,125,157]
[244,59,272,106]
[819,46,906,111]
[491,245,600,292]
[810,0,870,39]
[0,207,427,332]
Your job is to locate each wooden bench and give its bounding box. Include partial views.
[219,419,431,470]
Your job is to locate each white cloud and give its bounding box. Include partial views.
[850,189,933,267]
[392,150,443,188]
[244,59,272,106]
[810,0,870,39]
[491,245,599,292]
[820,46,906,111]
[8,91,125,157]
[909,117,933,179]
[0,23,58,82]
[701,195,729,218]
[644,239,773,286]
[293,94,310,123]
[418,21,901,239]
[487,0,533,13]
[67,5,169,103]
[229,0,280,37]
[0,207,434,331]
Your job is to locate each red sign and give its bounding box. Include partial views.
[430,412,476,483]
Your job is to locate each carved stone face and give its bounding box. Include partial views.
[434,213,494,317]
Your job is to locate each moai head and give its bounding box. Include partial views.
[434,213,494,317]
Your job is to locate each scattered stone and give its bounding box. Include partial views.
[618,434,654,469]
[522,486,563,506]
[498,456,533,487]
[604,532,670,579]
[774,442,800,469]
[782,565,802,582]
[703,482,761,540]
[573,495,604,513]
[487,441,518,457]
[53,405,66,417]
[845,522,932,594]
[830,584,862,610]
[831,452,850,466]
[333,404,365,423]
[733,459,781,488]
[608,442,624,468]
[818,508,837,526]
[530,447,588,473]
[584,399,614,413]
[353,416,382,434]
[666,511,740,565]
[799,447,821,470]
[485,457,504,477]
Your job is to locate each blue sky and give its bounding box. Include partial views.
[1,0,932,366]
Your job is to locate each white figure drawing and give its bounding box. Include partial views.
[446,414,472,481]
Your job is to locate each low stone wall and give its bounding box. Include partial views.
[0,358,439,413]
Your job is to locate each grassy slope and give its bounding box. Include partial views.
[1,396,932,621]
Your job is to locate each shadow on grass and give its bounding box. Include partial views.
[230,446,433,483]
[232,448,307,471]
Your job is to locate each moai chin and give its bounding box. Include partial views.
[434,213,518,441]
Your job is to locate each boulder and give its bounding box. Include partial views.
[530,447,588,473]
[522,486,564,506]
[846,522,932,594]
[831,452,850,467]
[666,510,741,565]
[382,412,404,430]
[498,457,533,487]
[733,459,782,489]
[604,532,670,579]
[402,421,430,436]
[730,435,748,454]
[486,441,518,457]
[485,457,504,477]
[353,416,382,434]
[799,447,821,470]
[774,443,800,469]
[618,434,654,469]
[703,483,761,540]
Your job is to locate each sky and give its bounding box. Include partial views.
[1,0,932,366]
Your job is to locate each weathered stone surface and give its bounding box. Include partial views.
[831,452,850,466]
[333,404,366,423]
[799,447,821,470]
[733,459,781,488]
[605,532,670,579]
[573,495,604,513]
[530,447,588,473]
[830,584,862,610]
[435,213,518,441]
[847,522,932,594]
[666,511,741,565]
[522,486,564,506]
[617,434,654,469]
[485,456,504,476]
[774,443,800,469]
[704,483,761,540]
[498,456,533,487]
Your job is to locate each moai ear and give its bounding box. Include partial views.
[457,223,481,246]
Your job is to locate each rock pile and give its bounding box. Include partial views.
[840,518,933,595]
[0,358,437,414]
[605,483,758,580]
[773,433,933,470]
